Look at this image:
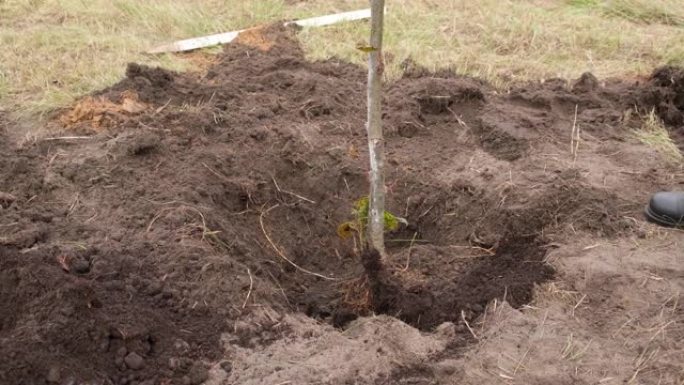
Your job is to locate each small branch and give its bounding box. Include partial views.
[449,244,496,256]
[154,99,172,114]
[259,205,338,281]
[201,162,230,183]
[570,104,578,154]
[571,293,587,317]
[266,269,291,307]
[401,232,418,271]
[242,268,254,309]
[271,177,316,204]
[461,310,479,339]
[570,104,581,165]
[513,347,531,375]
[42,136,93,141]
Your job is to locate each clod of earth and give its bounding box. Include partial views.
[0,191,16,208]
[124,352,145,370]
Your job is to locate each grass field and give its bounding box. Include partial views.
[1,0,684,119]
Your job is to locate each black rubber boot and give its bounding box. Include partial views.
[645,192,684,228]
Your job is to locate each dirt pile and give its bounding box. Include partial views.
[58,90,149,132]
[1,25,683,385]
[633,65,684,150]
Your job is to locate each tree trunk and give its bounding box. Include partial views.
[366,0,386,256]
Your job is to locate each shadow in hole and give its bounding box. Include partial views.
[359,236,554,331]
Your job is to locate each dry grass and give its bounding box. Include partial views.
[532,281,584,309]
[304,0,684,80]
[633,109,684,162]
[1,0,684,120]
[568,0,684,26]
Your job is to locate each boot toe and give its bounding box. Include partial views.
[646,192,684,227]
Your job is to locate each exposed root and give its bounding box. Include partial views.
[242,268,254,309]
[259,204,339,281]
[400,232,418,272]
[271,176,316,204]
[340,276,372,313]
[461,310,479,340]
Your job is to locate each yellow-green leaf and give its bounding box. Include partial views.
[355,44,378,53]
[337,222,357,239]
[383,211,400,231]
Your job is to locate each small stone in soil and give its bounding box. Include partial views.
[0,191,16,208]
[219,361,232,373]
[99,338,110,352]
[124,352,145,370]
[46,366,60,383]
[168,357,180,370]
[173,339,190,353]
[71,258,90,274]
[116,346,128,357]
[187,363,209,385]
[146,281,163,296]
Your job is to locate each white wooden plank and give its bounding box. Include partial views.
[286,8,371,27]
[148,31,242,54]
[147,8,371,54]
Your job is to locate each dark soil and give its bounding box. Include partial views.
[1,24,683,385]
[632,65,684,150]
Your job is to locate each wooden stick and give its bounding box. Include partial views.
[148,8,372,54]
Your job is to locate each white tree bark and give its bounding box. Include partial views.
[366,0,386,256]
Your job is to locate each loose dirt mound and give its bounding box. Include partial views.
[2,25,683,385]
[634,65,684,151]
[59,90,149,132]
